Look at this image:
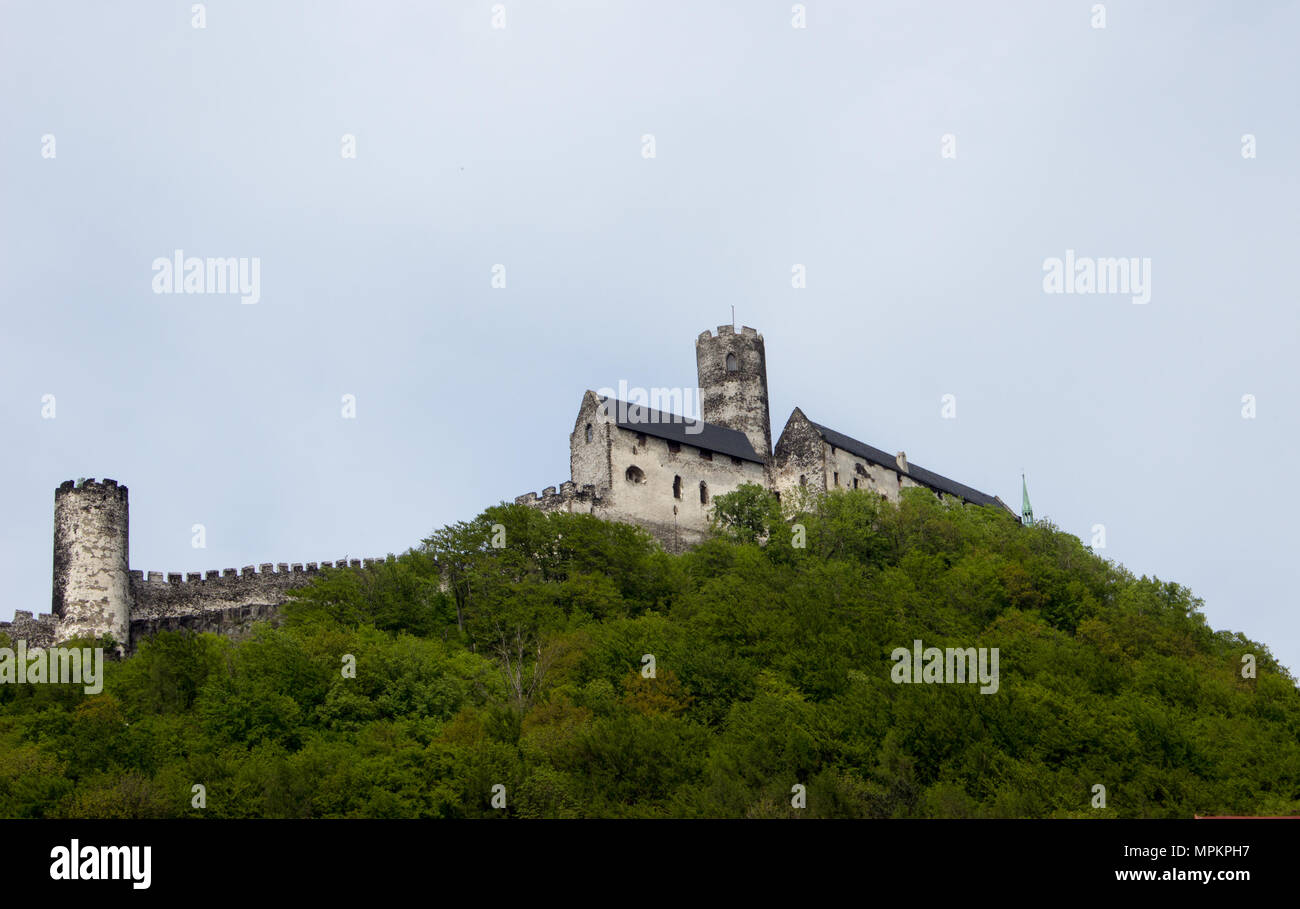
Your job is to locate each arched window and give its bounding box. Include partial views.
[699,481,709,504]
[673,475,682,499]
[585,424,593,443]
[625,465,645,484]
[725,353,738,372]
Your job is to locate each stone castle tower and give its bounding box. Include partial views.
[695,326,772,458]
[51,479,131,650]
[30,479,383,653]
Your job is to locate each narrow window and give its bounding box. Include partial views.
[799,474,806,487]
[626,466,645,484]
[673,475,682,499]
[834,471,839,487]
[585,424,593,443]
[700,449,713,461]
[725,353,738,372]
[636,432,647,446]
[853,478,859,490]
[699,482,709,504]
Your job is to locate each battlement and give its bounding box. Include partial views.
[130,558,392,587]
[55,477,128,500]
[127,554,392,631]
[698,325,762,342]
[515,480,602,512]
[128,557,392,587]
[0,611,61,649]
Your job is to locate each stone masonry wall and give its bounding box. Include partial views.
[0,611,60,649]
[696,326,773,458]
[771,408,825,500]
[128,559,387,644]
[602,425,766,552]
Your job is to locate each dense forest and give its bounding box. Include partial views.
[2,485,1297,818]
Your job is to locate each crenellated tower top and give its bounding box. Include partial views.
[695,325,772,458]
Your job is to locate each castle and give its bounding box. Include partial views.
[513,325,1013,550]
[13,326,1010,654]
[6,475,388,653]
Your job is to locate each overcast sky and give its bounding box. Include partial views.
[2,1,1297,673]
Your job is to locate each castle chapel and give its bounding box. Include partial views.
[514,326,1013,551]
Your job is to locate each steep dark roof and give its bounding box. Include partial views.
[809,420,1009,510]
[598,397,764,463]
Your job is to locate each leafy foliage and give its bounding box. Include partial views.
[2,488,1296,818]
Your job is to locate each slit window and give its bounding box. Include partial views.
[699,482,709,504]
[673,475,682,499]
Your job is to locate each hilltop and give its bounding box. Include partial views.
[1,485,1296,818]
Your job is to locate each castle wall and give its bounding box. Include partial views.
[822,443,944,502]
[514,482,603,516]
[771,408,826,499]
[824,445,903,500]
[570,390,614,493]
[518,424,767,552]
[602,424,766,551]
[130,603,285,642]
[128,559,384,642]
[0,611,60,649]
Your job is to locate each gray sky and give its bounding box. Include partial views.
[3,1,1297,674]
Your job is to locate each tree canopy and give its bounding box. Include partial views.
[1,485,1295,818]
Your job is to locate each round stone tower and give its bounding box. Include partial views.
[52,479,131,649]
[695,325,772,458]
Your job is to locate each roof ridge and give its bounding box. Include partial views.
[598,395,763,463]
[805,417,1006,509]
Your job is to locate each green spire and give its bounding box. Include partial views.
[1021,473,1034,526]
